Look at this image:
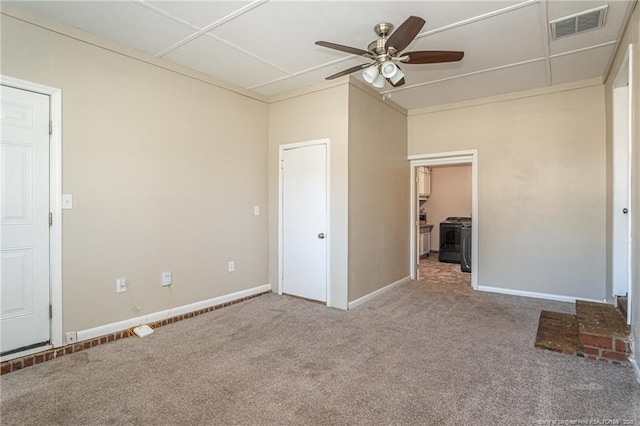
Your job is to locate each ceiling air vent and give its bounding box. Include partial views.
[550,5,608,40]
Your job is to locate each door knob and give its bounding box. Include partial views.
[623,208,628,214]
[317,233,325,239]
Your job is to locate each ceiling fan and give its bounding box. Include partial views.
[315,16,464,88]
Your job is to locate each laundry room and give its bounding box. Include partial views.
[418,164,472,280]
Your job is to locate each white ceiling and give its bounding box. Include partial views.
[8,0,635,110]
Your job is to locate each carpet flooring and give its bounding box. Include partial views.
[1,258,639,425]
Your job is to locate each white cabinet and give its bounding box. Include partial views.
[418,167,431,198]
[419,227,431,257]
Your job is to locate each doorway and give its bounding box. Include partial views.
[611,44,634,324]
[0,76,63,359]
[278,139,329,303]
[409,150,478,289]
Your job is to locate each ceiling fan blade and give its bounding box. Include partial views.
[402,51,464,64]
[315,41,371,56]
[387,77,405,88]
[386,16,425,53]
[325,63,370,80]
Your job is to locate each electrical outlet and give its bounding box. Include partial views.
[228,261,235,272]
[253,205,260,216]
[162,272,172,286]
[66,331,77,344]
[116,278,127,293]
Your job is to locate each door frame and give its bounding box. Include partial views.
[1,75,63,350]
[278,138,331,305]
[611,44,634,324]
[408,150,478,290]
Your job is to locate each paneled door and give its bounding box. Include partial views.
[281,143,327,302]
[1,85,51,354]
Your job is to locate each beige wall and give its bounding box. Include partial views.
[605,4,640,365]
[347,84,408,302]
[1,14,269,332]
[268,84,349,309]
[424,165,472,247]
[408,84,607,300]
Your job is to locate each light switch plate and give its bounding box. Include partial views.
[253,206,260,216]
[62,194,73,209]
[116,278,127,293]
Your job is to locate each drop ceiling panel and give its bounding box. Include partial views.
[164,34,287,88]
[400,3,546,84]
[9,1,195,56]
[548,1,628,55]
[146,1,252,29]
[388,60,548,110]
[408,3,544,67]
[550,43,614,84]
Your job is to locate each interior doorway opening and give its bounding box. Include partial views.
[409,150,478,290]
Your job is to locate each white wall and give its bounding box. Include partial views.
[348,82,409,302]
[1,11,269,333]
[409,84,607,301]
[423,165,472,247]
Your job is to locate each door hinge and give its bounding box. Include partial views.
[49,212,53,226]
[49,121,52,135]
[49,305,53,319]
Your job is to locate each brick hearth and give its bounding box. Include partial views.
[535,299,631,364]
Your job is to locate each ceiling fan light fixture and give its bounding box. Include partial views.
[381,61,398,78]
[389,69,405,85]
[372,74,386,88]
[362,65,379,83]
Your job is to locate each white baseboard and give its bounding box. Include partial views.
[76,284,271,343]
[477,286,606,304]
[348,276,411,309]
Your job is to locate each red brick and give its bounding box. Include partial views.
[74,344,83,352]
[587,355,597,360]
[11,359,23,371]
[99,337,107,344]
[34,354,45,364]
[1,362,12,375]
[601,351,629,362]
[615,339,630,353]
[581,346,600,356]
[23,357,34,367]
[44,351,55,361]
[64,346,73,355]
[107,335,115,342]
[579,334,613,349]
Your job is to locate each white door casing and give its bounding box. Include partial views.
[279,141,328,303]
[1,85,50,354]
[408,150,479,290]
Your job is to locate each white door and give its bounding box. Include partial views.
[612,85,630,298]
[1,85,51,354]
[281,143,327,302]
[611,45,633,324]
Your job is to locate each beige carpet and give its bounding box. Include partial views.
[2,262,639,425]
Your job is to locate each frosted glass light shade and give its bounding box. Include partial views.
[389,69,405,84]
[362,65,379,83]
[372,74,385,88]
[381,61,398,78]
